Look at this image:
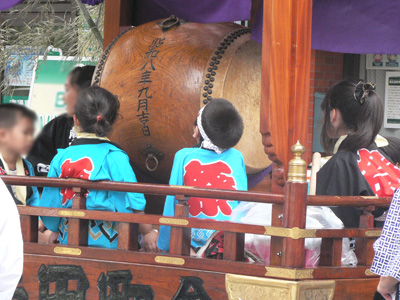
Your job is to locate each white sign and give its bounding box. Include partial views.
[384,72,400,128]
[4,48,37,86]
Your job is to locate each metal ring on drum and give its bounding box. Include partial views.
[145,154,159,172]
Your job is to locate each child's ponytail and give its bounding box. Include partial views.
[93,115,111,137]
[321,80,384,154]
[75,87,120,137]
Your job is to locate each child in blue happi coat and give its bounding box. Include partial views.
[157,99,248,254]
[38,87,157,251]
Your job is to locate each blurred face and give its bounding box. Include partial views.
[63,76,79,116]
[0,115,35,155]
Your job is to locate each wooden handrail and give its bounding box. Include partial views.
[11,173,386,272]
[2,175,392,207]
[307,195,392,207]
[1,175,284,204]
[18,206,382,239]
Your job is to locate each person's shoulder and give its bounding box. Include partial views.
[171,148,205,165]
[52,147,69,162]
[225,148,244,158]
[106,144,129,160]
[175,147,201,158]
[329,150,357,164]
[319,150,358,174]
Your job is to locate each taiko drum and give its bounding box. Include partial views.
[95,17,270,182]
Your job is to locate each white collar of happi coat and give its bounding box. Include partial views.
[74,126,110,141]
[333,134,389,155]
[0,153,26,205]
[333,135,348,154]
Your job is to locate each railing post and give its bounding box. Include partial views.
[270,205,284,265]
[224,231,245,261]
[67,187,89,246]
[320,238,343,266]
[356,206,376,265]
[170,194,191,256]
[281,141,308,268]
[118,223,139,251]
[20,215,38,243]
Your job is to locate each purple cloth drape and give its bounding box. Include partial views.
[0,0,24,10]
[6,0,398,54]
[251,0,400,54]
[131,0,252,26]
[251,1,263,44]
[311,0,400,54]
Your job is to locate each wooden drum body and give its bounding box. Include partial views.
[95,18,270,182]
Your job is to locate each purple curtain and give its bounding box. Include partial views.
[311,0,400,54]
[0,0,24,10]
[132,0,252,26]
[251,0,400,54]
[6,0,397,54]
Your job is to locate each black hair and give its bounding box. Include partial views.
[75,87,120,137]
[380,137,400,165]
[320,80,383,154]
[68,65,95,90]
[0,103,37,129]
[201,98,244,149]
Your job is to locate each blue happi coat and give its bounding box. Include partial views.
[158,147,247,252]
[38,139,146,249]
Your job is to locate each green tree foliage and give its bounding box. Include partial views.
[0,0,104,93]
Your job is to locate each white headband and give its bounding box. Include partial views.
[197,105,226,154]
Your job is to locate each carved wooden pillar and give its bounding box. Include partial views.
[261,0,312,266]
[260,0,313,192]
[103,0,133,49]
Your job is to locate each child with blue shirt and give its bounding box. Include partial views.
[38,87,157,251]
[157,99,247,254]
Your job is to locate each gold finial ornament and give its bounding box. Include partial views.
[288,141,307,183]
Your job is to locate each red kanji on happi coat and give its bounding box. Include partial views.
[60,157,94,204]
[183,160,237,217]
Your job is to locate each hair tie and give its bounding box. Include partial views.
[96,115,102,122]
[354,81,376,105]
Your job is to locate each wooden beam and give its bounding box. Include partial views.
[260,0,313,192]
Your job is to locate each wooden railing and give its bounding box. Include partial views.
[3,174,391,281]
